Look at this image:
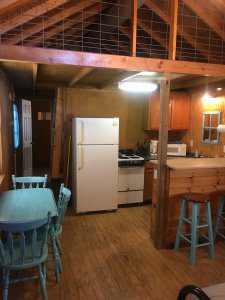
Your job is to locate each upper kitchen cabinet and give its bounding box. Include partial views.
[170,93,191,130]
[143,92,190,130]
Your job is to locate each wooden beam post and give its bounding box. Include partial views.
[154,73,171,249]
[32,63,38,94]
[130,0,137,57]
[168,0,178,60]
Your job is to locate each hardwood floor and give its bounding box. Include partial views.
[8,204,225,299]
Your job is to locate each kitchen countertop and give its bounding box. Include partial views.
[151,157,225,170]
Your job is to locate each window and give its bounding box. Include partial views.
[13,103,19,149]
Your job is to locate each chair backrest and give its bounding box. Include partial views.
[0,212,51,267]
[55,184,71,232]
[12,174,48,189]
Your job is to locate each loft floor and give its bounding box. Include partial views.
[8,205,225,299]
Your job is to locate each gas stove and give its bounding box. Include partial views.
[118,151,144,167]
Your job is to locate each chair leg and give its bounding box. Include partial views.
[51,236,60,283]
[55,236,62,255]
[2,269,10,300]
[38,264,48,300]
[174,199,187,251]
[58,254,63,274]
[196,205,200,246]
[190,203,198,266]
[206,202,215,261]
[214,196,225,241]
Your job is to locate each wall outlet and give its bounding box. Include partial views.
[223,145,225,153]
[190,140,193,147]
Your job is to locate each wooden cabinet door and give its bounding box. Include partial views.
[143,161,154,201]
[170,93,190,130]
[148,92,160,130]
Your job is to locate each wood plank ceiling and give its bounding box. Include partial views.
[0,0,225,93]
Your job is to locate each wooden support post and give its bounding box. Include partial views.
[168,0,178,60]
[154,73,171,249]
[130,0,137,57]
[32,63,38,94]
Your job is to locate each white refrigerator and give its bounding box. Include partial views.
[72,117,119,213]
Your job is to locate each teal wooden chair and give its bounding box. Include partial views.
[174,193,215,265]
[0,212,51,300]
[51,183,71,282]
[12,174,48,189]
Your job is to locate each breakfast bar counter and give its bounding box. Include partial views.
[151,158,225,248]
[166,157,225,170]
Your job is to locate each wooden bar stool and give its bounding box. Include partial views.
[174,193,215,266]
[214,192,225,241]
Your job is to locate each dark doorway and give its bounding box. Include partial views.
[32,98,52,173]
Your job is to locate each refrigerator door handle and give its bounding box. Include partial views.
[78,145,83,170]
[77,120,83,144]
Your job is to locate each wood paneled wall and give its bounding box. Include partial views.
[63,87,148,149]
[182,91,225,157]
[0,70,13,191]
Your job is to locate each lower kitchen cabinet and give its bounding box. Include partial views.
[143,161,154,202]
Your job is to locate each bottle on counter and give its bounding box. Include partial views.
[195,150,199,158]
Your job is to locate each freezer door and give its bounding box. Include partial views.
[75,144,118,213]
[74,118,119,145]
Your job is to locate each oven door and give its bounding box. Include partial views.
[118,166,144,192]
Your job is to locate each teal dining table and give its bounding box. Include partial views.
[0,188,58,222]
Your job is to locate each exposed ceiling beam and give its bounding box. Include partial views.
[36,80,98,89]
[171,76,225,90]
[138,20,167,49]
[0,0,72,35]
[98,71,141,89]
[1,44,225,76]
[183,0,225,41]
[32,62,38,94]
[99,0,146,34]
[25,3,104,47]
[212,0,225,12]
[119,27,149,55]
[69,67,93,87]
[145,0,169,23]
[0,0,28,15]
[168,0,178,60]
[130,0,137,56]
[109,35,129,54]
[3,0,95,45]
[145,0,219,64]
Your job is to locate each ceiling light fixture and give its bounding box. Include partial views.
[217,87,222,91]
[202,94,212,102]
[138,71,156,76]
[202,93,219,105]
[118,81,158,93]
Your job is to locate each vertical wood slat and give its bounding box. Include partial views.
[51,87,63,179]
[7,232,14,264]
[154,74,171,249]
[31,229,37,260]
[19,232,25,264]
[168,0,178,60]
[130,0,137,57]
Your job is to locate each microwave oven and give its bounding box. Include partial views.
[167,143,186,156]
